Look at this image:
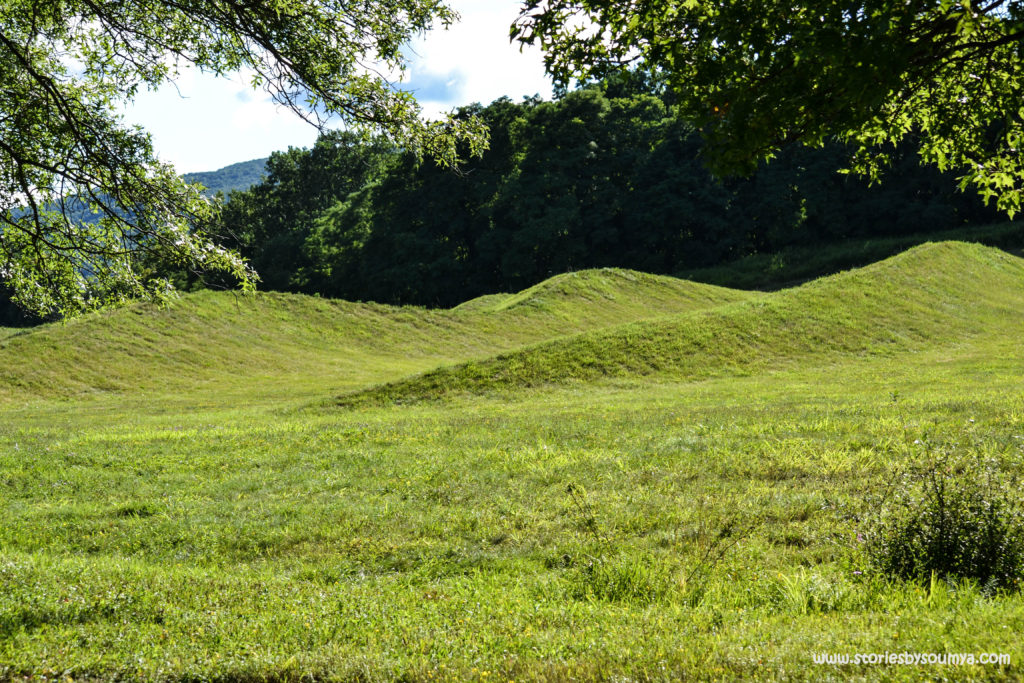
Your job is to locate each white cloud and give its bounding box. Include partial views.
[404,0,553,116]
[120,66,317,173]
[120,0,552,173]
[230,97,284,132]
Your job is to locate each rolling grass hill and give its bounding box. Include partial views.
[679,220,1024,291]
[0,267,753,403]
[337,242,1024,405]
[454,268,746,316]
[4,242,1024,681]
[4,241,1018,407]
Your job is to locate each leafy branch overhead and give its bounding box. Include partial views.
[0,0,487,316]
[514,0,1024,215]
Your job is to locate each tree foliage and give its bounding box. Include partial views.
[514,0,1024,215]
[218,81,1003,307]
[219,131,393,293]
[0,0,485,316]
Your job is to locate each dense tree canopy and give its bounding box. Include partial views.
[0,0,485,316]
[217,82,1005,307]
[514,1,1024,215]
[218,130,393,292]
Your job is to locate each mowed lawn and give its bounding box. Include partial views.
[2,242,1024,681]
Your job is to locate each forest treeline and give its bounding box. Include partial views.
[1,76,1014,326]
[214,76,1008,306]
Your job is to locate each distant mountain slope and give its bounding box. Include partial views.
[335,242,1024,406]
[183,158,268,196]
[0,268,751,403]
[38,158,269,230]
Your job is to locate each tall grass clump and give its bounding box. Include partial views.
[560,483,675,605]
[867,447,1024,592]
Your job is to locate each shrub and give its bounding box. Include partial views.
[867,452,1024,592]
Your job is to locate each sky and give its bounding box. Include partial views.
[120,0,553,174]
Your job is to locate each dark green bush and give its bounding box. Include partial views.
[868,456,1024,592]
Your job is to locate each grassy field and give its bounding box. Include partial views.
[2,242,1024,681]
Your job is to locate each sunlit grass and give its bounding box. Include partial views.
[2,242,1024,680]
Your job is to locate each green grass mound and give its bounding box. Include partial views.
[450,292,514,312]
[0,292,454,401]
[456,268,750,317]
[335,242,1024,406]
[0,269,751,403]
